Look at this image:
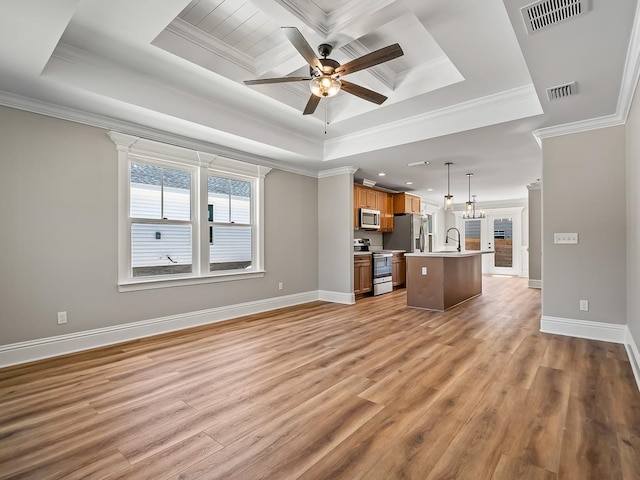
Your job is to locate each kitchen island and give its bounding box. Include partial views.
[404,251,492,311]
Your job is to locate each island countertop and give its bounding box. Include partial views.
[406,252,489,311]
[405,250,493,258]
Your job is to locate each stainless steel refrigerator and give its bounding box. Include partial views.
[383,213,430,252]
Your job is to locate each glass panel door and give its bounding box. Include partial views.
[486,216,518,275]
[464,219,481,251]
[493,218,513,268]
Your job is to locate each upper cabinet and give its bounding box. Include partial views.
[380,192,393,232]
[393,192,421,214]
[356,185,378,210]
[353,184,393,232]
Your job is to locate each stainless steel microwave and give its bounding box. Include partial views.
[360,208,381,230]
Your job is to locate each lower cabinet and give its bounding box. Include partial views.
[354,255,373,295]
[392,252,406,287]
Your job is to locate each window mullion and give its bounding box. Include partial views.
[198,165,208,275]
[160,168,165,220]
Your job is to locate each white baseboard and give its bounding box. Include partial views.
[318,290,355,304]
[541,316,640,391]
[0,290,322,368]
[540,315,627,344]
[528,279,542,289]
[625,326,640,391]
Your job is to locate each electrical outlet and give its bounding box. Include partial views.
[278,282,283,290]
[579,300,589,311]
[57,311,68,325]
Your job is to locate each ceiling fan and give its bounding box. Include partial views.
[244,27,404,115]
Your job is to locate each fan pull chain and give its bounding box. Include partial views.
[324,102,328,135]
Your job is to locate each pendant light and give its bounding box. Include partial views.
[462,172,486,219]
[464,173,474,217]
[444,162,453,210]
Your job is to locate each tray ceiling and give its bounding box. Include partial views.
[0,0,636,203]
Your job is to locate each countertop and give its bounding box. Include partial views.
[354,249,406,256]
[404,250,494,258]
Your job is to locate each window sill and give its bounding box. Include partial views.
[118,270,266,292]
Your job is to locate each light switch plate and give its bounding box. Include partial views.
[554,233,578,244]
[421,266,427,275]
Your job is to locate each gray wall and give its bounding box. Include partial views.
[542,126,626,324]
[0,106,319,345]
[627,79,640,345]
[318,172,353,295]
[528,185,542,283]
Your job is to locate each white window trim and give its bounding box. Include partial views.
[109,131,271,292]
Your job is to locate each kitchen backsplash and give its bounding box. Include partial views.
[354,231,383,250]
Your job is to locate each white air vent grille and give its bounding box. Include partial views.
[521,0,590,34]
[546,81,577,101]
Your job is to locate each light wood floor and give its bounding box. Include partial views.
[1,276,639,479]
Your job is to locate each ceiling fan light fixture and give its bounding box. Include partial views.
[310,75,341,97]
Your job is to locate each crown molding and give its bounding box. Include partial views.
[0,90,319,178]
[532,113,624,146]
[276,0,395,37]
[324,84,542,160]
[276,0,329,35]
[533,2,640,145]
[317,166,358,178]
[617,0,640,124]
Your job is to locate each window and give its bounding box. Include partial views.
[109,132,270,291]
[130,162,194,277]
[208,175,252,272]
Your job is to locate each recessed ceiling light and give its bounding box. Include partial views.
[378,172,386,176]
[427,188,434,192]
[406,181,413,185]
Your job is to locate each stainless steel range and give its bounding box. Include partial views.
[372,251,393,296]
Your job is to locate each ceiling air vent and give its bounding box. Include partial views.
[521,0,590,34]
[546,81,577,101]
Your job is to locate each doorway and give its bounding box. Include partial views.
[485,214,521,276]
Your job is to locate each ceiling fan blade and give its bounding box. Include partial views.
[335,43,403,76]
[282,27,323,73]
[303,94,321,115]
[244,76,311,85]
[340,80,387,105]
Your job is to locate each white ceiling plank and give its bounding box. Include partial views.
[180,0,225,24]
[196,0,247,34]
[211,3,259,40]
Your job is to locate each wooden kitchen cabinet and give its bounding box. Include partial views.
[355,185,378,210]
[379,191,394,232]
[393,192,421,214]
[354,184,393,231]
[392,252,406,287]
[354,254,373,294]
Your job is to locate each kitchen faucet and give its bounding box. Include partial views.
[446,227,461,252]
